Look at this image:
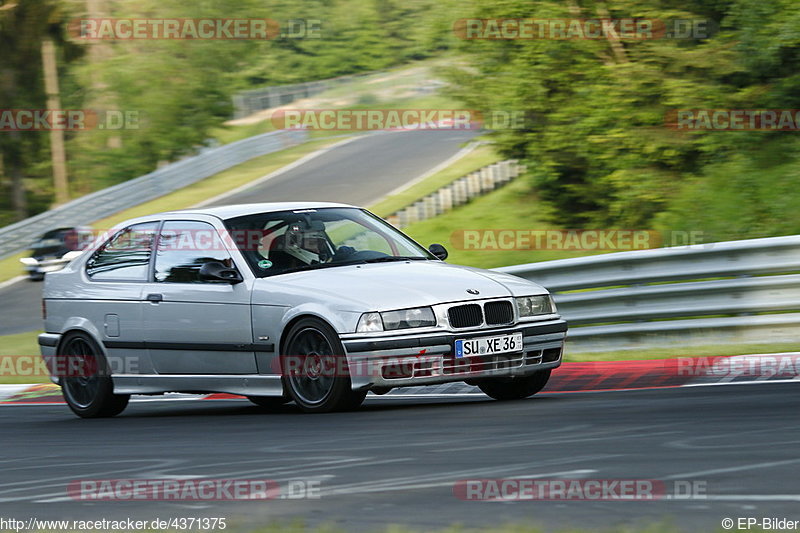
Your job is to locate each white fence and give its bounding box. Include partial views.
[386,160,524,228]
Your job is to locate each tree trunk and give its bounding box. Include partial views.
[41,36,70,206]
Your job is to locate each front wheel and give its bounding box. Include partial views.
[60,332,130,418]
[477,369,551,401]
[281,318,366,413]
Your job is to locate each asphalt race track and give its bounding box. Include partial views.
[0,129,478,337]
[206,130,479,207]
[1,383,798,531]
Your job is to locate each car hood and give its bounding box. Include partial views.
[252,260,547,312]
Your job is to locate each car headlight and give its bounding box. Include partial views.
[382,307,436,330]
[356,307,437,332]
[356,312,383,332]
[516,295,555,317]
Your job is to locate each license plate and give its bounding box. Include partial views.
[455,333,523,358]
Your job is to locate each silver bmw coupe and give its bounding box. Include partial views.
[38,202,567,417]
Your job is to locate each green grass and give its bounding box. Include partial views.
[0,252,25,283]
[0,330,48,385]
[401,177,614,269]
[212,120,356,146]
[369,144,500,217]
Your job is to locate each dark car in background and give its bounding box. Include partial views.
[19,227,94,280]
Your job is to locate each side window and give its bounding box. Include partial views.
[154,221,234,283]
[86,222,158,281]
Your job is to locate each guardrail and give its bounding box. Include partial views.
[494,235,800,352]
[0,129,308,260]
[232,71,443,119]
[233,75,368,119]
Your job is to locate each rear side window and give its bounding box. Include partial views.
[154,221,234,283]
[86,222,158,281]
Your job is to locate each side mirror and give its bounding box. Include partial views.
[198,261,244,284]
[428,243,448,261]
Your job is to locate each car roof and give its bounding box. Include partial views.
[157,202,358,220]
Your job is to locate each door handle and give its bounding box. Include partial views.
[146,293,163,303]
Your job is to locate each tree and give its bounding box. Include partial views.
[443,0,800,238]
[0,0,58,221]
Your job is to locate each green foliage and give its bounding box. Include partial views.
[0,0,65,224]
[444,0,800,237]
[655,141,800,240]
[239,0,461,86]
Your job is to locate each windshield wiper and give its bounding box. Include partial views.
[264,256,428,276]
[273,262,342,275]
[361,256,429,263]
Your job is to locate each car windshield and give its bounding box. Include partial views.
[224,207,433,277]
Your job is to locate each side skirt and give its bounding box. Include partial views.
[113,374,283,396]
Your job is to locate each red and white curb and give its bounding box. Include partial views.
[0,384,39,402]
[2,353,799,406]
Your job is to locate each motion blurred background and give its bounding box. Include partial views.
[2,0,799,245]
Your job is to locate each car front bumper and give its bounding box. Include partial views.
[341,318,567,390]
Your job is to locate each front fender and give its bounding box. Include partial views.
[279,303,361,341]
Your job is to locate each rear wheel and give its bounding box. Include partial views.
[477,369,551,401]
[60,332,129,418]
[282,318,366,413]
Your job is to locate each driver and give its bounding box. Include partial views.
[279,221,333,265]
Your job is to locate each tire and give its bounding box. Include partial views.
[281,318,366,413]
[477,369,551,401]
[247,395,290,408]
[59,332,130,418]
